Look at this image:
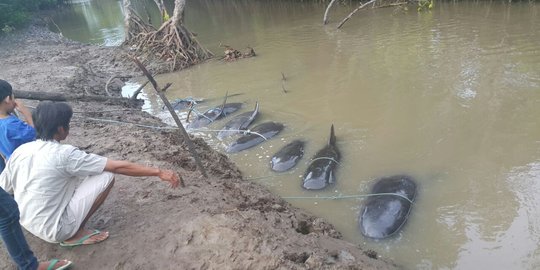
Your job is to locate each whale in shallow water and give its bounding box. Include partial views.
[270,140,305,172]
[187,103,243,129]
[359,175,417,239]
[302,125,339,190]
[226,122,284,153]
[217,102,259,139]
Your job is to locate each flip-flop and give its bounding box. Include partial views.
[46,259,72,270]
[59,229,108,247]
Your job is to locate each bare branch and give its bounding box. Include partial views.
[323,0,338,25]
[337,0,378,29]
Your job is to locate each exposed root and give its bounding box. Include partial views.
[124,10,213,72]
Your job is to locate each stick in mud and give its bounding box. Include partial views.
[130,56,208,179]
[281,72,288,93]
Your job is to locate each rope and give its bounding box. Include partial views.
[309,157,340,165]
[242,130,267,140]
[75,109,140,113]
[282,192,414,204]
[243,175,275,181]
[76,117,176,130]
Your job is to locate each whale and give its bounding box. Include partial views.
[226,122,284,153]
[359,175,417,239]
[187,102,243,129]
[217,102,259,139]
[270,140,305,172]
[302,125,339,190]
[169,97,203,111]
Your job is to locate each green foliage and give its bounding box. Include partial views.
[417,0,434,12]
[0,0,63,33]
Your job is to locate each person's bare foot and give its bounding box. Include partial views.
[60,228,109,247]
[37,259,72,270]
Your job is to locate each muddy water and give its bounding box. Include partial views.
[56,1,540,269]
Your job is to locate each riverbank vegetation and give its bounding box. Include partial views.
[123,0,213,72]
[0,0,65,33]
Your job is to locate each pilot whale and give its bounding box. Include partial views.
[359,175,417,239]
[270,140,305,172]
[302,125,339,190]
[217,102,259,139]
[226,122,284,153]
[187,102,243,129]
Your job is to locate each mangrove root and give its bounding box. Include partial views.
[123,7,213,72]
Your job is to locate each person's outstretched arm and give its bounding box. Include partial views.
[104,159,182,188]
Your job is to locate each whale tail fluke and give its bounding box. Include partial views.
[329,124,336,146]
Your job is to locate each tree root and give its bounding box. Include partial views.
[124,12,213,72]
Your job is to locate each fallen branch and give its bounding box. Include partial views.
[337,0,378,29]
[131,56,208,178]
[131,80,150,100]
[14,90,142,105]
[281,72,288,94]
[323,0,338,25]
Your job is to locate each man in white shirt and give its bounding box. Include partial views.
[0,101,181,247]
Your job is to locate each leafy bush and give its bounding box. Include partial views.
[0,0,63,33]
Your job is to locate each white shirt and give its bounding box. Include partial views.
[0,139,107,242]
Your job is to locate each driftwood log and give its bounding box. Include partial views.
[14,90,143,106]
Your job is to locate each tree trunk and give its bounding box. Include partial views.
[123,0,134,41]
[14,90,142,106]
[171,0,186,25]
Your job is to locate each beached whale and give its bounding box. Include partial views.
[226,122,284,153]
[169,97,203,111]
[217,102,259,139]
[359,175,417,239]
[302,125,339,190]
[187,103,243,129]
[270,140,305,172]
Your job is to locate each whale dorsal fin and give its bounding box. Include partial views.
[250,101,259,119]
[328,124,336,146]
[217,91,229,117]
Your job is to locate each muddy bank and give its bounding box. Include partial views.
[0,21,397,269]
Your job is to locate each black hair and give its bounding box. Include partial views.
[32,101,73,141]
[0,79,13,102]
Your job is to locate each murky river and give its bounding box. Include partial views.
[53,0,540,268]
